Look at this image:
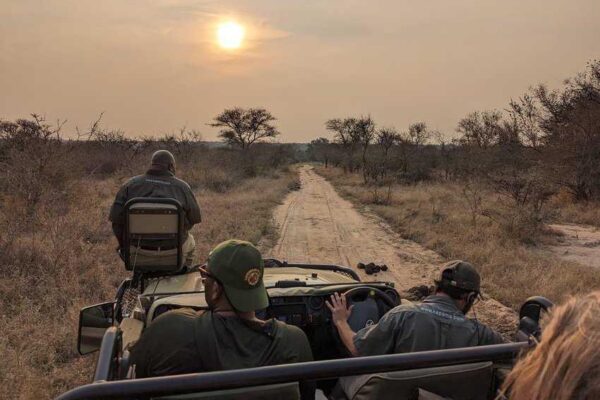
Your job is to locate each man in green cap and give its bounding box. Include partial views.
[327,260,504,357]
[129,239,315,399]
[109,149,201,267]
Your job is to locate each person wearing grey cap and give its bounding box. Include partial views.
[327,260,504,357]
[109,150,201,267]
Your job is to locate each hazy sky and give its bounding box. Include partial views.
[1,0,599,142]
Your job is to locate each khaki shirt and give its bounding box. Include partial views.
[354,295,505,356]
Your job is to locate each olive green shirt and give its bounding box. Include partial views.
[130,309,314,398]
[354,295,505,356]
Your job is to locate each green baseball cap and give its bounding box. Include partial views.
[207,239,268,312]
[436,260,481,293]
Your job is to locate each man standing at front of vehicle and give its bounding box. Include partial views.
[327,260,504,357]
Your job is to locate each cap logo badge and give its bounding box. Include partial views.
[245,269,261,286]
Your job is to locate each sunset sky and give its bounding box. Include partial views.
[1,0,599,142]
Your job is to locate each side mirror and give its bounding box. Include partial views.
[516,296,553,342]
[78,302,115,355]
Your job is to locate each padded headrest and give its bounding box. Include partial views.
[123,199,184,273]
[128,203,179,235]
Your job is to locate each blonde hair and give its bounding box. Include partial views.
[501,291,600,400]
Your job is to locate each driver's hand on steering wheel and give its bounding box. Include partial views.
[326,292,354,327]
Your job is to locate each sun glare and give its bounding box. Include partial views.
[217,21,245,49]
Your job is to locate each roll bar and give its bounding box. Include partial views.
[57,341,530,400]
[93,327,119,382]
[264,259,361,281]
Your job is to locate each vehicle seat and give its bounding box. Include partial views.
[123,198,185,274]
[337,361,494,400]
[153,382,300,400]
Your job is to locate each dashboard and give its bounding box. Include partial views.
[145,284,401,371]
[257,287,400,328]
[151,286,399,327]
[257,295,325,326]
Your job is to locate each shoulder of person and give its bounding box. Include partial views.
[171,176,193,190]
[272,320,313,361]
[273,320,309,343]
[480,323,506,344]
[122,174,145,186]
[355,304,416,328]
[467,318,506,344]
[386,302,420,317]
[149,307,202,328]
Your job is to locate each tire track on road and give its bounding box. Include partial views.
[268,165,518,337]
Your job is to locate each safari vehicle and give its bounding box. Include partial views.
[59,197,552,400]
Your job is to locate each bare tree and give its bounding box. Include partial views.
[431,130,453,180]
[532,60,600,200]
[209,107,280,149]
[508,93,543,149]
[354,116,376,183]
[376,127,399,178]
[457,111,502,148]
[326,117,360,172]
[394,122,431,178]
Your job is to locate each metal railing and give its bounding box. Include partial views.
[58,341,529,400]
[93,327,119,382]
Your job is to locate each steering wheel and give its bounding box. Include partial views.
[338,286,397,331]
[329,287,397,356]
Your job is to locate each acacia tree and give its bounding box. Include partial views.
[308,137,332,167]
[406,122,431,147]
[456,111,502,148]
[325,116,375,180]
[209,107,280,149]
[395,122,430,177]
[325,117,359,172]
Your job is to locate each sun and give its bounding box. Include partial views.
[217,21,245,49]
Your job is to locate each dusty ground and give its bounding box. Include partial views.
[548,223,600,268]
[268,165,517,338]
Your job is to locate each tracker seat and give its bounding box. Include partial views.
[123,197,185,275]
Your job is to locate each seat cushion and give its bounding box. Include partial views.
[340,361,494,400]
[153,382,300,400]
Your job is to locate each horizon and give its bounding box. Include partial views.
[2,0,599,142]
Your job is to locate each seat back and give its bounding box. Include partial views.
[340,362,494,400]
[123,197,184,274]
[153,382,300,400]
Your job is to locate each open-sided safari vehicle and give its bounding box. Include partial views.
[59,198,552,400]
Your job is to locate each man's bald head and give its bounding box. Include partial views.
[151,150,176,172]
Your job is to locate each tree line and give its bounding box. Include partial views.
[309,60,600,210]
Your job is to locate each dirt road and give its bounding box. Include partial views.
[548,223,600,268]
[269,165,517,336]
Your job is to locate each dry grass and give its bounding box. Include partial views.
[548,190,600,227]
[316,166,600,310]
[0,151,297,399]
